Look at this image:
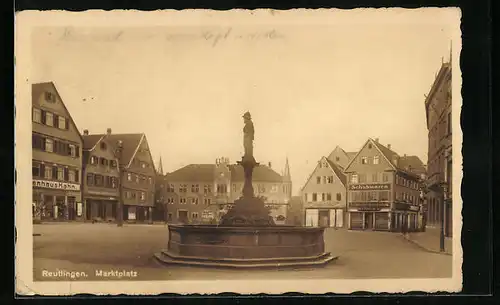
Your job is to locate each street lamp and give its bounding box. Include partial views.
[116,140,124,227]
[439,181,447,252]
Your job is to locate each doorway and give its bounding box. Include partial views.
[178,210,188,223]
[319,210,330,227]
[364,212,374,230]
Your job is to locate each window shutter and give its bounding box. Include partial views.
[64,168,69,181]
[41,110,46,124]
[53,140,59,154]
[76,146,80,157]
[52,166,57,179]
[32,134,37,149]
[54,114,59,128]
[40,164,45,177]
[41,137,46,150]
[75,170,79,182]
[66,118,70,130]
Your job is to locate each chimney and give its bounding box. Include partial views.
[268,162,272,168]
[107,128,112,135]
[375,138,379,143]
[387,144,391,150]
[83,129,89,136]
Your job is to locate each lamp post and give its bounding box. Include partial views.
[116,140,124,227]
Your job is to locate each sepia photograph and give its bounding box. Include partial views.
[15,8,462,295]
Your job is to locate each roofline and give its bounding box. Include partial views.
[39,82,84,144]
[343,138,397,173]
[82,135,105,152]
[324,158,346,187]
[299,156,344,193]
[424,63,451,106]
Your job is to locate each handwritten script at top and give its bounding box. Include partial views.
[59,27,285,47]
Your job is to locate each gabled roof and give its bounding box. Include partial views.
[164,163,285,183]
[86,133,144,167]
[344,138,398,173]
[344,138,424,178]
[32,82,84,144]
[82,135,104,151]
[346,152,357,160]
[324,158,347,186]
[424,62,452,128]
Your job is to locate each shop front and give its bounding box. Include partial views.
[32,179,82,221]
[347,202,391,231]
[84,194,119,222]
[123,204,153,223]
[391,202,420,232]
[304,205,345,228]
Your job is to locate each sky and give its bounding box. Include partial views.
[30,13,454,196]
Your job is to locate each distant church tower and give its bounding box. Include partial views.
[157,156,164,175]
[283,157,292,198]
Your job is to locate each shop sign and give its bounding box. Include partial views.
[33,179,80,191]
[357,207,382,211]
[349,183,391,191]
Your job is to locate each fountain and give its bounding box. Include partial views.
[154,112,337,268]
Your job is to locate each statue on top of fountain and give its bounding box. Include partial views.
[242,111,254,160]
[218,111,275,226]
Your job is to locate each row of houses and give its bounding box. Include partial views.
[298,140,427,232]
[32,82,156,223]
[31,81,293,224]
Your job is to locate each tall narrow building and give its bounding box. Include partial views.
[424,53,453,237]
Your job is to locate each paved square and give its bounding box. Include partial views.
[33,223,452,281]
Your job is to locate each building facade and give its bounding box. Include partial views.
[82,129,121,222]
[327,146,357,170]
[424,57,453,237]
[301,156,347,228]
[163,157,292,225]
[32,82,84,221]
[344,138,426,232]
[84,132,156,223]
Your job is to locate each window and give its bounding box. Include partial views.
[336,193,342,201]
[322,193,326,201]
[368,143,373,149]
[180,184,188,193]
[372,173,378,182]
[127,173,132,181]
[192,212,199,219]
[45,112,54,126]
[373,155,380,164]
[45,139,53,152]
[100,158,108,166]
[327,193,332,201]
[57,167,64,180]
[335,156,340,161]
[316,176,321,184]
[58,116,66,129]
[100,142,107,150]
[141,162,146,168]
[141,192,146,201]
[167,184,175,192]
[351,174,358,183]
[322,176,327,184]
[167,198,174,204]
[379,191,389,201]
[44,91,54,102]
[271,185,278,193]
[382,173,389,182]
[32,108,41,123]
[191,198,198,205]
[368,191,377,201]
[43,165,52,179]
[111,177,117,188]
[32,162,41,177]
[361,157,368,164]
[359,174,366,183]
[180,198,186,204]
[135,175,139,183]
[258,184,266,193]
[110,160,117,168]
[328,176,334,183]
[87,173,94,186]
[191,184,200,193]
[68,170,76,182]
[95,175,103,186]
[204,198,211,205]
[204,184,211,194]
[66,144,75,157]
[125,191,131,199]
[148,177,152,184]
[312,193,317,202]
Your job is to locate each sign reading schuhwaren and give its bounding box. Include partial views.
[33,179,80,191]
[349,183,391,191]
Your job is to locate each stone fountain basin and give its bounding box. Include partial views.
[154,224,337,269]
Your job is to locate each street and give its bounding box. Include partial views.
[33,223,452,281]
